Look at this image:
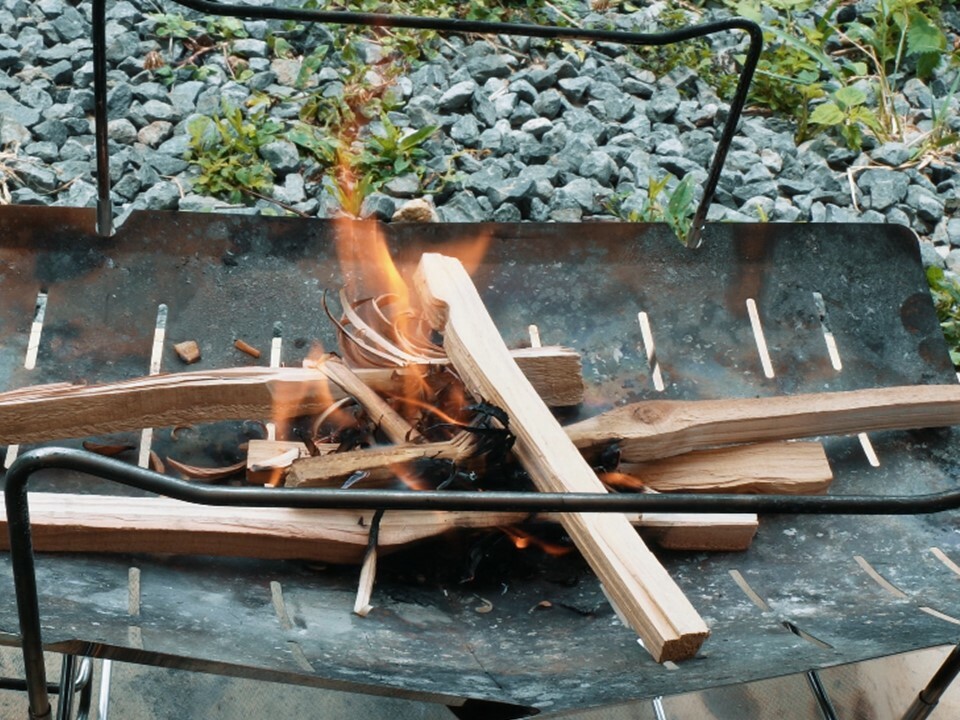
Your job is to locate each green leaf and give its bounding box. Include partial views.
[906,9,946,57]
[398,124,437,152]
[834,86,866,110]
[667,175,695,220]
[809,102,845,126]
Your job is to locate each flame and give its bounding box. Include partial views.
[598,471,646,492]
[499,526,573,557]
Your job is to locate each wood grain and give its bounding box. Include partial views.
[0,347,582,445]
[567,385,960,462]
[414,252,709,662]
[0,493,757,563]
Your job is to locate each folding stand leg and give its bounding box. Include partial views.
[902,643,960,720]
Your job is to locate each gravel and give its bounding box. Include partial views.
[1,0,957,274]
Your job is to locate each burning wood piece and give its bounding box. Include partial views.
[246,440,311,485]
[285,431,484,489]
[0,349,580,445]
[565,385,960,463]
[308,354,421,444]
[287,433,831,494]
[0,494,758,563]
[414,252,709,663]
[173,340,201,364]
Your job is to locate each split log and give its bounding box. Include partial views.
[0,346,582,445]
[0,493,758,562]
[286,431,482,489]
[287,436,832,494]
[566,384,960,463]
[619,441,832,495]
[414,252,709,663]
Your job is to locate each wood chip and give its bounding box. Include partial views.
[173,340,201,364]
[234,339,261,358]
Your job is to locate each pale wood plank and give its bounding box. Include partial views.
[0,494,757,564]
[0,347,582,445]
[414,252,709,662]
[566,385,960,463]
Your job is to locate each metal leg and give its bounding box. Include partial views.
[55,655,77,720]
[806,670,839,720]
[74,659,93,720]
[96,660,113,720]
[902,643,960,720]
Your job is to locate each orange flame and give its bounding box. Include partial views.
[499,526,573,557]
[598,471,646,492]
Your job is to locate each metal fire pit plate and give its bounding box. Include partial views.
[2,206,960,717]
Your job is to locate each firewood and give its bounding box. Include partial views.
[0,494,758,562]
[619,441,832,495]
[0,347,581,445]
[414,252,709,663]
[311,355,420,444]
[566,384,960,463]
[286,431,482,489]
[246,440,311,485]
[287,434,831,494]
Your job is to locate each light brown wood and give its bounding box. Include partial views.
[288,433,831,494]
[311,355,420,444]
[621,441,833,495]
[0,493,757,563]
[566,384,960,463]
[246,440,311,485]
[414,252,709,663]
[286,432,481,488]
[0,347,581,445]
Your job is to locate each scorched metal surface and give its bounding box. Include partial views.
[2,206,960,717]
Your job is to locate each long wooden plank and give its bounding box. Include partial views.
[567,385,960,463]
[414,253,709,663]
[0,494,757,562]
[0,347,583,445]
[287,437,832,493]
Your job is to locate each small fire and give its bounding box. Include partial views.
[499,526,573,557]
[598,471,646,492]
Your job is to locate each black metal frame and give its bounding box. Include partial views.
[8,446,960,719]
[91,0,763,247]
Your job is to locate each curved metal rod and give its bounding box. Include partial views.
[7,445,960,718]
[91,2,762,246]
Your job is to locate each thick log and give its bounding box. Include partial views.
[0,494,758,562]
[414,252,709,663]
[0,347,582,445]
[566,385,960,463]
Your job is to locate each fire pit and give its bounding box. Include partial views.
[3,3,960,719]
